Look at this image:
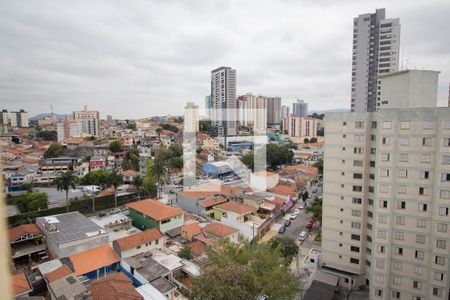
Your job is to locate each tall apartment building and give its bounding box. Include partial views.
[73,105,100,137]
[6,109,29,128]
[267,97,281,125]
[281,105,290,119]
[293,99,308,117]
[351,8,400,113]
[205,95,213,120]
[210,66,236,137]
[184,102,199,133]
[287,116,317,138]
[56,118,82,142]
[322,71,449,299]
[237,93,267,132]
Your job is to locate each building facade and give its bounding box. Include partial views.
[287,116,317,138]
[351,8,400,113]
[73,105,100,137]
[184,102,199,133]
[211,66,237,137]
[267,97,281,125]
[322,108,450,299]
[56,118,82,142]
[293,99,308,117]
[237,93,267,131]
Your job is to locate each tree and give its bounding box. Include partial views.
[169,143,183,157]
[14,192,48,212]
[240,152,254,171]
[306,199,322,226]
[268,236,300,265]
[303,138,309,144]
[155,128,162,140]
[190,241,300,300]
[161,123,179,133]
[126,123,137,130]
[150,160,166,198]
[309,137,318,143]
[107,170,123,207]
[179,247,192,259]
[44,143,64,158]
[109,140,122,153]
[265,144,293,170]
[143,160,158,198]
[123,148,139,170]
[301,191,309,201]
[36,130,57,141]
[168,157,183,170]
[312,159,323,174]
[133,175,143,190]
[55,171,79,212]
[80,170,109,188]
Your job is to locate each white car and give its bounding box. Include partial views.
[294,208,301,214]
[298,231,308,241]
[299,202,306,210]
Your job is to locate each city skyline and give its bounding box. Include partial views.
[1,1,449,119]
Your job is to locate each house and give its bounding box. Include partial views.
[90,155,106,170]
[123,169,139,184]
[198,196,228,218]
[202,223,239,243]
[44,265,72,284]
[47,272,90,300]
[9,224,47,267]
[36,212,109,258]
[88,272,143,300]
[128,199,184,233]
[202,137,220,151]
[67,244,119,279]
[181,223,202,241]
[11,272,32,299]
[269,182,298,200]
[112,228,163,258]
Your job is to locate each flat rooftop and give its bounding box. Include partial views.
[36,211,106,245]
[150,277,176,294]
[124,253,170,282]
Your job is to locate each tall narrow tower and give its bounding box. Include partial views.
[350,8,400,112]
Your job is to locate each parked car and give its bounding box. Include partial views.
[284,220,291,227]
[311,188,318,193]
[290,213,298,220]
[298,231,308,241]
[278,226,286,234]
[294,208,301,214]
[299,202,306,210]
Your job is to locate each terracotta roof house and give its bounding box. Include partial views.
[11,272,32,298]
[112,229,163,258]
[45,265,72,283]
[68,244,119,279]
[181,223,203,241]
[88,272,143,300]
[127,199,184,233]
[214,202,256,216]
[9,224,47,267]
[203,223,239,243]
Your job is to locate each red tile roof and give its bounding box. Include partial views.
[269,183,297,197]
[11,272,31,296]
[200,196,227,208]
[18,157,39,164]
[9,224,43,243]
[194,234,218,248]
[203,223,238,238]
[186,241,207,257]
[88,272,143,300]
[182,223,202,237]
[181,185,242,199]
[215,202,256,215]
[114,229,162,251]
[123,170,138,177]
[45,265,72,283]
[69,245,119,276]
[127,199,182,221]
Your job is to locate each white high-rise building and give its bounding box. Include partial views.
[211,66,236,137]
[184,102,199,133]
[281,105,290,119]
[351,8,400,113]
[8,109,29,128]
[237,93,267,132]
[293,99,308,117]
[287,116,317,138]
[322,70,450,299]
[73,105,100,137]
[57,118,82,142]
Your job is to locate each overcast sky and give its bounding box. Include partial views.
[0,0,449,119]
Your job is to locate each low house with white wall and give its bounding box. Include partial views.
[112,228,163,258]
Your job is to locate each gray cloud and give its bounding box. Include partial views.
[0,0,449,118]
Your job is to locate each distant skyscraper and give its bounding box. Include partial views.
[205,95,213,119]
[211,66,236,137]
[237,93,267,131]
[351,8,400,112]
[292,99,308,117]
[8,109,29,128]
[57,118,82,142]
[281,105,290,119]
[184,102,199,133]
[73,105,100,137]
[267,97,281,125]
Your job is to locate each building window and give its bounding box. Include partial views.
[378,215,387,224]
[382,137,391,145]
[377,230,386,239]
[422,137,432,146]
[353,160,363,166]
[399,137,409,145]
[436,239,446,249]
[353,173,363,179]
[394,247,403,255]
[377,245,385,253]
[413,281,422,289]
[351,222,361,229]
[418,203,427,212]
[375,274,384,283]
[440,190,450,199]
[398,153,408,162]
[350,258,359,264]
[355,121,364,128]
[423,121,433,129]
[442,155,450,164]
[398,169,407,178]
[416,235,425,244]
[441,173,450,182]
[354,147,363,154]
[419,187,429,195]
[382,121,392,129]
[376,260,385,269]
[397,201,406,209]
[433,288,442,297]
[396,216,405,225]
[394,231,404,240]
[380,153,390,161]
[392,276,401,285]
[421,154,431,163]
[392,261,402,270]
[351,234,360,241]
[355,134,364,141]
[379,200,388,208]
[350,246,360,252]
[397,185,407,194]
[438,206,449,216]
[353,186,362,192]
[352,198,362,204]
[434,272,444,281]
[419,170,429,179]
[379,185,389,193]
[435,256,445,265]
[400,121,410,129]
[417,219,427,228]
[380,169,389,177]
[437,223,448,232]
[415,251,424,260]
